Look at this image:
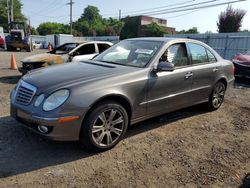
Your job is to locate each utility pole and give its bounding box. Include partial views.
[67,0,74,35]
[11,0,13,22]
[119,9,121,20]
[7,0,10,24]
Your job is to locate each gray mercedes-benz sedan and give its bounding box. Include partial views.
[10,38,235,151]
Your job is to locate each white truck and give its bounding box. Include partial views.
[45,34,74,48]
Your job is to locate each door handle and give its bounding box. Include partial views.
[185,72,193,79]
[213,67,219,72]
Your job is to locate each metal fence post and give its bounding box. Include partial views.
[223,34,229,59]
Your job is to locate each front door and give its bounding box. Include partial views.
[147,43,194,116]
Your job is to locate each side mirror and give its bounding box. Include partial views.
[157,61,175,72]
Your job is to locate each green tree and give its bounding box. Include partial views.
[73,19,89,36]
[37,22,67,35]
[120,16,140,39]
[241,29,249,32]
[81,5,101,24]
[30,27,38,35]
[145,22,168,37]
[76,5,104,36]
[0,0,26,32]
[103,18,124,36]
[217,5,246,33]
[178,27,199,34]
[73,5,123,36]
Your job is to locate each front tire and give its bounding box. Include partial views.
[80,101,128,151]
[207,82,226,111]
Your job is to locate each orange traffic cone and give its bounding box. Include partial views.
[10,53,18,70]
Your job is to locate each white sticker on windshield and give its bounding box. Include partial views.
[135,49,153,55]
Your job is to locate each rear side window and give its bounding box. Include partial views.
[161,43,189,67]
[98,43,111,53]
[76,44,96,55]
[188,43,209,64]
[206,49,217,62]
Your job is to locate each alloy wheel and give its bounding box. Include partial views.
[212,83,225,109]
[92,109,125,147]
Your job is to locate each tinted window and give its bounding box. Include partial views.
[206,49,217,62]
[161,43,188,67]
[188,43,209,64]
[98,43,111,53]
[76,44,96,55]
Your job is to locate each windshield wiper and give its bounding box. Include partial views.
[98,60,123,65]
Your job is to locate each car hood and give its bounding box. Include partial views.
[21,53,62,63]
[22,61,139,93]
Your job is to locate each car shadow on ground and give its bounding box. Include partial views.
[0,75,21,84]
[0,105,208,178]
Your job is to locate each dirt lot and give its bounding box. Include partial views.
[0,49,249,188]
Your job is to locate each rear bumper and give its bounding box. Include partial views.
[10,103,87,141]
[233,62,250,78]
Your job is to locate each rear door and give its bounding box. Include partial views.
[186,42,221,104]
[147,42,194,116]
[97,43,111,53]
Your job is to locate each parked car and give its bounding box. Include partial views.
[0,35,5,49]
[232,50,250,78]
[32,41,43,49]
[10,38,234,151]
[19,41,113,74]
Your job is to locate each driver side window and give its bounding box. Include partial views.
[161,43,188,67]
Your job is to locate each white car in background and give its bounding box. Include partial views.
[32,41,43,49]
[19,41,113,74]
[71,41,113,62]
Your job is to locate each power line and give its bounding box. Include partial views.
[128,0,220,16]
[102,0,196,16]
[142,0,247,16]
[165,9,200,19]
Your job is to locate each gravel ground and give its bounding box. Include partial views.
[0,50,250,187]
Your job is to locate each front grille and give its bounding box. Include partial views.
[15,81,37,105]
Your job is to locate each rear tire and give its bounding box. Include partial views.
[207,82,226,111]
[80,101,128,151]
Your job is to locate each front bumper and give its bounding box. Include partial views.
[18,67,28,74]
[10,102,88,141]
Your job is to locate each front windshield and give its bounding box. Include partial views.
[50,43,79,55]
[93,40,163,67]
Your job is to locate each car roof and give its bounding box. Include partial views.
[127,37,202,44]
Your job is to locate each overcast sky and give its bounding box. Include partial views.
[21,0,250,33]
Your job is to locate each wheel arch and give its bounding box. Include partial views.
[216,77,228,89]
[81,94,133,127]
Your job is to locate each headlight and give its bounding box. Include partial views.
[34,94,45,107]
[43,89,70,111]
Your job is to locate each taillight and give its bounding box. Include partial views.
[232,63,235,76]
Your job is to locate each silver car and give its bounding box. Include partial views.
[10,38,235,151]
